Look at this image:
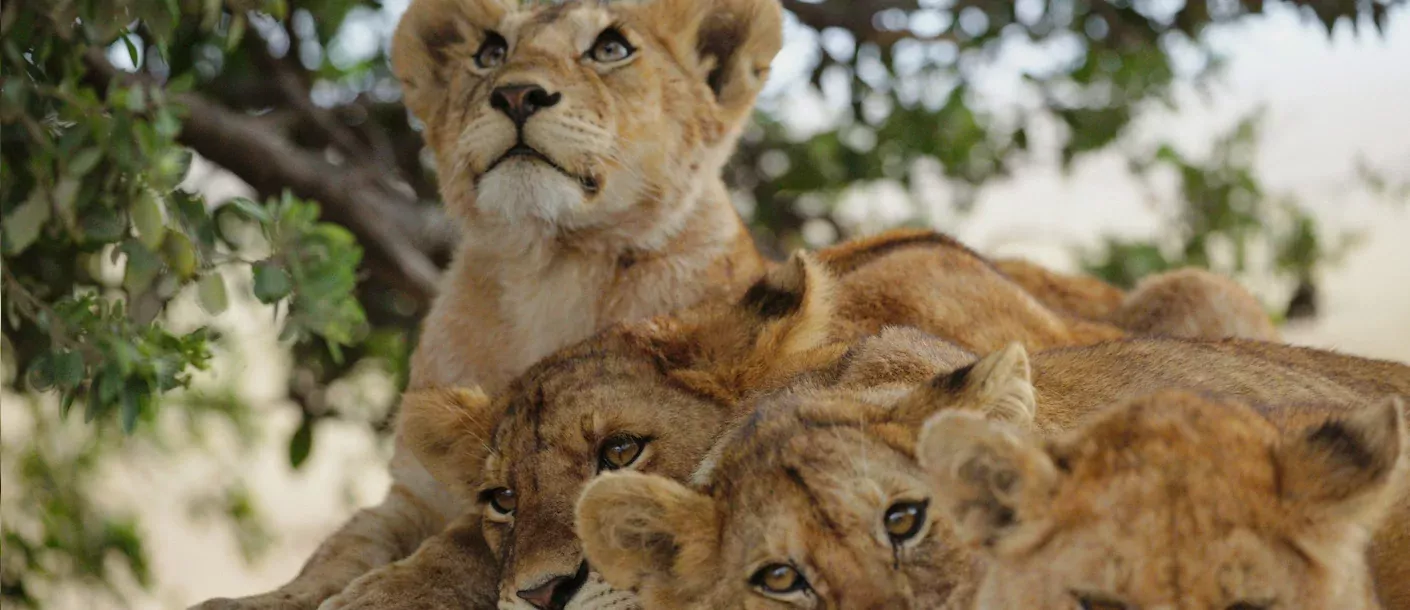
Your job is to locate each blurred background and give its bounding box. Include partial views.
[1,0,1407,607]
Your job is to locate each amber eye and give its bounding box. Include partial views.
[587,28,635,63]
[750,563,807,595]
[599,435,645,470]
[883,500,927,542]
[484,487,516,516]
[1076,595,1128,610]
[474,32,507,69]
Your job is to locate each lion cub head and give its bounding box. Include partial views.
[573,331,1031,609]
[392,0,781,242]
[921,390,1408,610]
[398,254,848,609]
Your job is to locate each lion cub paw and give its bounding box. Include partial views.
[317,565,465,610]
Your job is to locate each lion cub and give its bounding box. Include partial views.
[922,390,1407,610]
[575,328,1410,609]
[385,231,1139,609]
[196,0,783,607]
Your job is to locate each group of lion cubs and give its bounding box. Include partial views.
[197,0,1409,609]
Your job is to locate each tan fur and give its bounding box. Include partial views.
[1109,267,1280,341]
[193,1,780,608]
[575,327,1410,609]
[921,391,1407,610]
[394,230,1163,609]
[996,259,1280,341]
[993,258,1128,321]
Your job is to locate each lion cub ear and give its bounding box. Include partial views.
[740,251,837,361]
[641,0,783,123]
[576,471,720,596]
[918,410,1058,552]
[1279,396,1407,526]
[392,0,513,129]
[397,387,499,495]
[631,250,842,401]
[894,342,1036,426]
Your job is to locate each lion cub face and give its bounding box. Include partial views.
[574,335,1030,609]
[400,254,849,609]
[392,0,780,236]
[921,390,1407,610]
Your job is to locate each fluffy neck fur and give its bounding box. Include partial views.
[409,176,764,393]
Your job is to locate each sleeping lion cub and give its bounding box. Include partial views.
[923,390,1406,610]
[576,328,1410,609]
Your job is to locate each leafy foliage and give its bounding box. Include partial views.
[1082,114,1364,321]
[1,0,368,604]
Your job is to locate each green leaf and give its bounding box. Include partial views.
[162,232,198,279]
[59,389,77,419]
[226,14,247,51]
[288,416,313,469]
[52,350,85,389]
[121,32,140,67]
[221,197,272,224]
[68,148,104,177]
[51,177,80,214]
[251,262,292,303]
[121,241,162,295]
[25,351,55,391]
[131,190,167,250]
[197,273,229,316]
[82,207,126,243]
[121,383,142,433]
[3,189,51,255]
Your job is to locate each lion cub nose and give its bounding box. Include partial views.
[515,562,587,610]
[491,83,561,126]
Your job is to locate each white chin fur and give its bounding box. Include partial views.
[476,161,586,225]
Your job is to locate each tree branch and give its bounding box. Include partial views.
[84,49,443,303]
[782,0,926,49]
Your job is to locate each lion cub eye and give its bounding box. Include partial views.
[750,563,808,596]
[482,487,516,517]
[587,28,635,63]
[883,500,927,542]
[599,434,645,470]
[474,31,508,69]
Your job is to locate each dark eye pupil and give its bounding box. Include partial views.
[753,563,803,594]
[602,437,641,469]
[884,501,926,539]
[591,30,632,61]
[475,34,506,68]
[491,488,515,513]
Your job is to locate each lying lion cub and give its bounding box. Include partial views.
[922,390,1407,610]
[576,327,1410,609]
[384,230,1202,609]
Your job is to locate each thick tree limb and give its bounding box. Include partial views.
[782,0,926,49]
[84,49,443,302]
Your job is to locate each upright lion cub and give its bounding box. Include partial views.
[195,0,780,608]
